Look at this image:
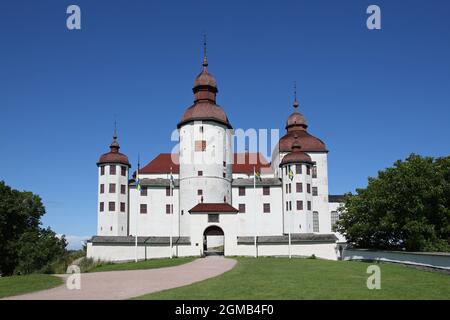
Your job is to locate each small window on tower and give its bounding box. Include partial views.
[306,165,311,175]
[307,201,312,211]
[296,183,303,193]
[223,161,226,167]
[312,167,317,178]
[110,165,116,175]
[121,166,127,176]
[100,184,104,194]
[200,126,204,133]
[239,187,246,196]
[140,204,147,214]
[307,184,311,194]
[141,187,147,196]
[166,186,173,197]
[99,202,104,212]
[197,189,203,196]
[195,140,207,151]
[263,203,271,213]
[100,166,105,175]
[121,184,126,194]
[120,202,126,212]
[312,187,318,196]
[109,202,115,212]
[263,186,270,195]
[208,214,219,223]
[198,171,203,176]
[166,204,172,214]
[297,200,303,211]
[109,183,116,193]
[239,204,246,213]
[223,172,226,178]
[295,164,302,174]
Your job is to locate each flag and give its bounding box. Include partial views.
[255,171,262,181]
[288,166,294,181]
[137,177,141,191]
[170,173,175,189]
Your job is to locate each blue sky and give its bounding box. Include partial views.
[1,0,449,249]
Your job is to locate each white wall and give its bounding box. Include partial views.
[343,249,450,270]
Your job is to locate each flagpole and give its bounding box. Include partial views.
[135,156,140,263]
[169,167,173,259]
[288,165,292,259]
[253,166,257,258]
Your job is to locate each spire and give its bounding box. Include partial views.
[293,81,299,109]
[202,33,208,68]
[110,120,120,153]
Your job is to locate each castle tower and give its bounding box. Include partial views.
[96,125,130,236]
[280,134,314,234]
[177,39,233,236]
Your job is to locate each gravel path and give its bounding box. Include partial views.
[3,256,236,300]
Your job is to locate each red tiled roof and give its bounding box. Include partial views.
[189,203,238,213]
[139,152,272,175]
[139,153,179,174]
[277,130,327,153]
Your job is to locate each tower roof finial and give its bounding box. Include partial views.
[293,81,299,109]
[202,33,208,67]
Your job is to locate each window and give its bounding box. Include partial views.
[223,172,226,178]
[100,184,104,194]
[296,183,303,193]
[285,184,289,194]
[289,184,292,193]
[263,186,270,195]
[263,203,270,213]
[197,189,203,196]
[239,187,246,196]
[331,211,339,228]
[198,171,203,176]
[99,202,104,212]
[307,201,311,211]
[195,140,207,151]
[166,186,173,196]
[306,165,311,175]
[109,202,115,212]
[200,126,204,133]
[121,166,126,176]
[297,200,303,211]
[239,204,246,213]
[120,202,125,212]
[313,211,319,232]
[295,164,302,174]
[312,187,318,196]
[307,183,311,194]
[121,184,126,194]
[109,183,116,193]
[312,166,317,178]
[110,165,116,175]
[140,204,147,214]
[208,214,219,223]
[166,204,172,214]
[100,166,105,175]
[141,187,147,196]
[289,201,292,211]
[286,201,289,211]
[223,161,226,167]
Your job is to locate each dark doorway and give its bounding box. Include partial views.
[203,225,224,256]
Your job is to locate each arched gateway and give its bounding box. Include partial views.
[203,225,225,255]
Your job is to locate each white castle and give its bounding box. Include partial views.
[86,50,345,261]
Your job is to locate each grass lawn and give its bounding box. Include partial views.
[136,257,450,300]
[86,257,196,273]
[0,274,63,299]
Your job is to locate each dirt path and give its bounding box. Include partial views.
[3,256,236,300]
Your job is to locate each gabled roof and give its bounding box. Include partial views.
[189,203,239,213]
[139,153,272,175]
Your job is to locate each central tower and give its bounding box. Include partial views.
[177,40,233,236]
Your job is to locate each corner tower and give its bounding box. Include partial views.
[177,39,233,236]
[96,125,130,236]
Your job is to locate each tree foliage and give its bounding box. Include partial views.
[0,181,67,275]
[335,154,450,252]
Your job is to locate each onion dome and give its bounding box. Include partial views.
[97,125,131,167]
[177,37,232,129]
[276,85,327,153]
[280,134,313,166]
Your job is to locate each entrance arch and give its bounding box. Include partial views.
[203,226,224,256]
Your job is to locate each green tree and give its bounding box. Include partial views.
[335,154,450,252]
[0,181,67,275]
